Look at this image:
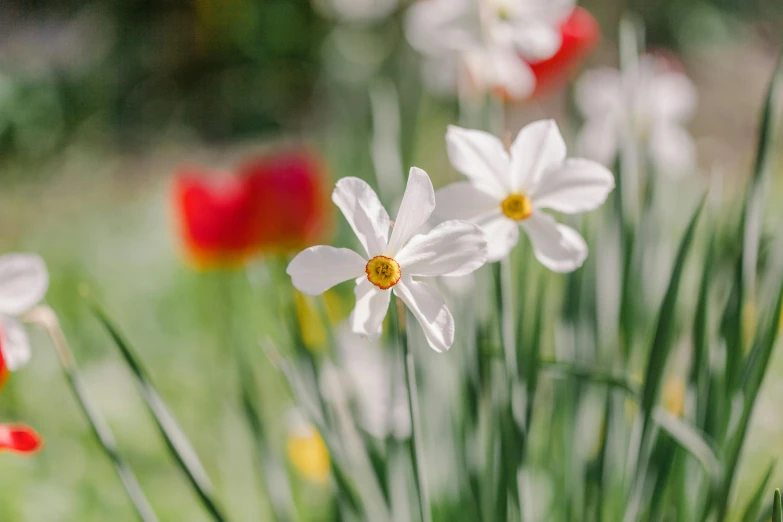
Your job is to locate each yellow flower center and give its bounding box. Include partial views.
[366,256,401,290]
[501,193,532,221]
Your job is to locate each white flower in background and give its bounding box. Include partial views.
[332,324,410,439]
[574,54,698,176]
[487,0,575,61]
[312,0,398,23]
[434,120,614,271]
[404,0,575,98]
[0,254,49,375]
[287,168,488,352]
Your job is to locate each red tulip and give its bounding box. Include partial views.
[238,151,330,253]
[0,423,42,455]
[528,7,600,98]
[174,168,264,269]
[173,150,329,268]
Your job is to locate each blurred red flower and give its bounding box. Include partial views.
[0,344,7,391]
[238,151,330,254]
[173,150,329,269]
[0,424,42,455]
[528,7,600,98]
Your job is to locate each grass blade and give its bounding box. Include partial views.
[24,306,159,522]
[639,198,705,444]
[774,489,782,522]
[538,359,640,398]
[86,300,229,522]
[739,463,775,522]
[652,408,720,479]
[715,275,783,522]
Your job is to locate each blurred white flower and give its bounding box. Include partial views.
[486,0,575,61]
[330,324,410,439]
[287,168,488,352]
[435,120,614,270]
[404,0,575,98]
[313,0,399,24]
[0,253,49,375]
[575,55,699,176]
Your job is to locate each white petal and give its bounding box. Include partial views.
[396,220,488,277]
[0,253,49,316]
[446,125,511,199]
[479,213,520,262]
[464,47,536,101]
[386,167,436,256]
[506,22,562,61]
[574,67,622,119]
[1,315,31,372]
[521,213,587,272]
[350,279,391,338]
[287,246,367,295]
[646,69,697,123]
[649,123,697,177]
[393,277,454,352]
[332,177,390,258]
[532,159,615,214]
[575,116,619,167]
[434,181,499,221]
[510,120,567,193]
[403,0,480,56]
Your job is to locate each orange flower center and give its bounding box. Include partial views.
[366,256,401,290]
[501,193,532,221]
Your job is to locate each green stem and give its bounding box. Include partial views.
[25,306,159,522]
[392,298,431,522]
[221,270,296,522]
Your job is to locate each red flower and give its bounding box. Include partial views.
[0,347,7,392]
[174,168,263,269]
[528,7,600,98]
[173,150,329,268]
[0,424,43,455]
[238,151,330,253]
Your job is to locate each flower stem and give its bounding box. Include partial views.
[392,298,431,522]
[23,306,159,522]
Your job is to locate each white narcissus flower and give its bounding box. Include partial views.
[287,168,488,352]
[487,0,576,61]
[574,55,698,177]
[434,120,615,271]
[404,0,575,99]
[0,254,49,376]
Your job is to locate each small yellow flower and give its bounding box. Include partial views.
[294,290,347,351]
[287,423,330,484]
[662,377,686,417]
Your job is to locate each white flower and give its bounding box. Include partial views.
[487,0,575,61]
[574,54,698,176]
[287,168,488,352]
[0,253,49,374]
[434,120,614,270]
[404,0,575,98]
[331,324,410,439]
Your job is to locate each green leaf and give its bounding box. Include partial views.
[738,462,775,522]
[29,306,158,522]
[652,408,720,479]
[86,300,229,522]
[715,275,783,522]
[691,232,716,430]
[639,197,705,443]
[538,359,640,398]
[774,489,782,522]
